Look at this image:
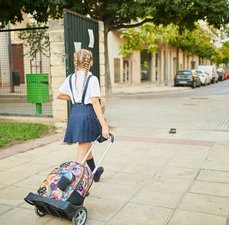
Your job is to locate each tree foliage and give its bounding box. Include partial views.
[220,41,229,64]
[178,23,215,59]
[120,23,179,58]
[0,0,229,31]
[0,0,228,91]
[18,23,50,60]
[120,22,227,65]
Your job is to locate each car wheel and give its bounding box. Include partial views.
[192,81,196,89]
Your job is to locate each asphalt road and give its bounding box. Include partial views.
[106,79,229,143]
[170,79,229,97]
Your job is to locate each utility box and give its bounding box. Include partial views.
[26,74,50,103]
[26,73,50,114]
[12,71,21,86]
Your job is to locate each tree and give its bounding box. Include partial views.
[120,23,179,84]
[178,23,215,60]
[221,41,229,65]
[0,0,228,94]
[18,22,50,73]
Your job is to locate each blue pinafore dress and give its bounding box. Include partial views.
[64,74,102,143]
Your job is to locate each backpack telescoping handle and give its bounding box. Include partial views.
[81,133,114,175]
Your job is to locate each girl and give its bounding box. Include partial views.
[57,49,109,182]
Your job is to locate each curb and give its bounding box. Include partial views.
[110,88,192,97]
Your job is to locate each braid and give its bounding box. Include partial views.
[74,52,79,93]
[73,49,93,93]
[82,54,90,88]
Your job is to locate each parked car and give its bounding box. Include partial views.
[197,65,218,83]
[224,70,229,79]
[196,70,211,86]
[174,70,201,88]
[217,69,224,81]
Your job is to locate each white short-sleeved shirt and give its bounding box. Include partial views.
[58,71,101,104]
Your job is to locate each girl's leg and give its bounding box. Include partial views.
[86,152,104,182]
[77,142,104,182]
[77,142,92,165]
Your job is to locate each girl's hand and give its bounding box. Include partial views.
[102,125,110,139]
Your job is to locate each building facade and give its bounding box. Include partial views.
[108,30,209,87]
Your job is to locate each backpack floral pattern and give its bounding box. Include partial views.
[37,161,93,201]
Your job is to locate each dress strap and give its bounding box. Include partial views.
[82,75,92,104]
[69,74,76,103]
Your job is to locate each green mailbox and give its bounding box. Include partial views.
[26,73,50,115]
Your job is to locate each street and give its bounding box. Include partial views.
[0,80,229,225]
[107,80,229,143]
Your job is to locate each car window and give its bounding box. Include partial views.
[177,71,192,75]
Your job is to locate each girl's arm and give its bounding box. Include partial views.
[56,92,71,100]
[91,97,110,139]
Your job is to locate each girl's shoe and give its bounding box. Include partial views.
[93,167,104,182]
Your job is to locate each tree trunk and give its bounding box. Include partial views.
[176,47,179,72]
[165,43,169,86]
[104,28,112,96]
[40,51,42,73]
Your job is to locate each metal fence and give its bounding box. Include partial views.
[0,26,52,117]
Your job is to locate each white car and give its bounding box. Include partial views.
[196,70,211,86]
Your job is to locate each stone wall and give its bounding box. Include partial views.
[49,19,106,121]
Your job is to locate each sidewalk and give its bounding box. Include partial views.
[111,81,191,96]
[0,83,229,225]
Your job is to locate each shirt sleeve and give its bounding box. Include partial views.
[88,76,101,98]
[58,76,71,96]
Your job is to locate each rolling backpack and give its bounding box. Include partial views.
[37,161,93,205]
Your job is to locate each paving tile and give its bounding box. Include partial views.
[174,147,210,160]
[5,162,52,176]
[122,158,164,175]
[0,157,29,170]
[168,209,227,225]
[84,197,125,222]
[0,204,13,216]
[208,150,229,161]
[107,171,148,187]
[167,158,204,169]
[0,185,31,206]
[203,160,229,171]
[90,182,139,203]
[179,193,229,216]
[146,177,191,193]
[131,188,182,208]
[101,159,131,173]
[0,207,51,225]
[190,181,229,198]
[42,216,72,225]
[0,171,31,185]
[14,174,45,189]
[108,202,172,225]
[156,166,198,180]
[197,170,229,183]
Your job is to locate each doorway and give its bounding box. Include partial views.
[141,50,151,82]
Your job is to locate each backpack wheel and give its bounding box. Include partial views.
[72,207,87,225]
[35,206,46,217]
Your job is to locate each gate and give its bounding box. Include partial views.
[63,9,100,78]
[0,26,52,117]
[63,9,100,115]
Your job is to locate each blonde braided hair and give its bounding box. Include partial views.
[73,49,93,94]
